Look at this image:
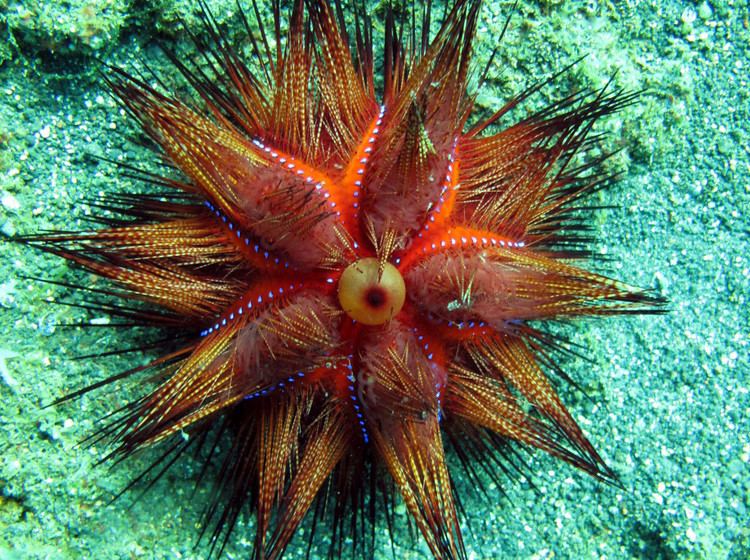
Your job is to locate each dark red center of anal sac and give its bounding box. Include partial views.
[365,287,387,309]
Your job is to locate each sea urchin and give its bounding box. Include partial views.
[25,0,662,558]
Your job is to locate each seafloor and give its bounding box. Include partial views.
[0,0,747,559]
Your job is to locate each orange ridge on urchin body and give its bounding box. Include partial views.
[23,1,664,559]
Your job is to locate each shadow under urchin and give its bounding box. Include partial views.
[20,0,664,558]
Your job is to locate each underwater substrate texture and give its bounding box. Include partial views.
[0,0,748,558]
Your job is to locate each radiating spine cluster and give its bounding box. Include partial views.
[20,1,663,558]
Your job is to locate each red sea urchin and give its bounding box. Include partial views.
[24,0,663,558]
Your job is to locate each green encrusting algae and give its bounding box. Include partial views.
[0,0,748,558]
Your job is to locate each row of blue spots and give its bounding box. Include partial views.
[422,312,487,332]
[446,319,486,330]
[412,328,446,423]
[415,332,434,361]
[199,282,301,337]
[351,105,385,220]
[417,235,527,254]
[345,360,370,444]
[250,137,340,216]
[243,370,307,401]
[203,200,292,269]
